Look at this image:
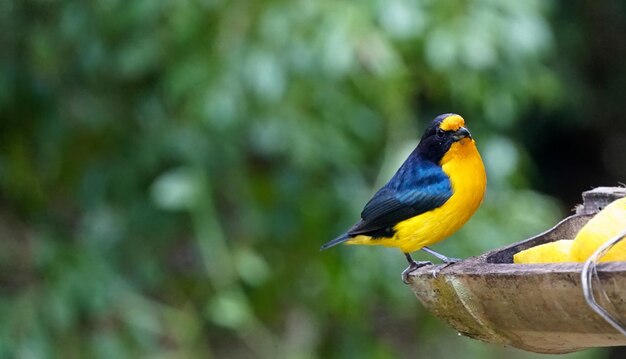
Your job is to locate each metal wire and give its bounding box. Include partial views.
[581,228,626,337]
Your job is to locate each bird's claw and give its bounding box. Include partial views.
[401,260,433,284]
[430,259,461,278]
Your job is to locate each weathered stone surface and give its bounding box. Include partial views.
[407,187,626,354]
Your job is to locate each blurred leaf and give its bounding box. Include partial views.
[234,248,271,286]
[207,291,252,330]
[151,168,204,211]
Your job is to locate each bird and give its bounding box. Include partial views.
[321,114,486,283]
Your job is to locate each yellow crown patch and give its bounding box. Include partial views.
[440,115,465,131]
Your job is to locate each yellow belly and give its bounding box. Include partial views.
[348,138,486,253]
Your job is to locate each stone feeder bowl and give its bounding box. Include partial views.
[406,187,626,354]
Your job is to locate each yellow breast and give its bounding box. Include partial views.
[352,138,486,252]
[395,138,485,252]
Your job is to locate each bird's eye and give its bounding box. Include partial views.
[436,129,445,138]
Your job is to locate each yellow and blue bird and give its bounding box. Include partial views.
[321,114,486,282]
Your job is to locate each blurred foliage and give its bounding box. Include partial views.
[0,0,621,358]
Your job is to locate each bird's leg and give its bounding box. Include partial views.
[401,253,432,284]
[421,247,461,263]
[421,247,462,278]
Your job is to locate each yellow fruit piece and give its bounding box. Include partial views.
[514,240,574,264]
[570,197,626,262]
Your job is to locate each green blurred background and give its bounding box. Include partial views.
[2,0,626,358]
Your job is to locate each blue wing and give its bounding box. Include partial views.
[347,159,452,237]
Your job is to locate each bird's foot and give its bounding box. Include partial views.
[430,259,461,278]
[401,260,432,284]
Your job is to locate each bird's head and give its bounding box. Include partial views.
[416,114,474,163]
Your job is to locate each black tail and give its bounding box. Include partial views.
[320,233,350,251]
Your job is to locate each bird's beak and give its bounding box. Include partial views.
[451,127,471,141]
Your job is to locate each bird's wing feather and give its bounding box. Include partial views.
[348,163,452,237]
